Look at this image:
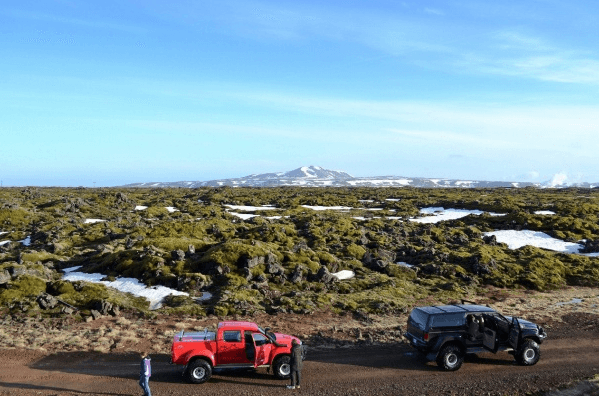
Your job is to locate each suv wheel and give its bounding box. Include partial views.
[436,344,464,371]
[515,339,540,366]
[272,355,291,379]
[186,359,212,384]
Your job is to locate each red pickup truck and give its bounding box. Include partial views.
[171,321,306,383]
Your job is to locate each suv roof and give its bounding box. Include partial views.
[416,304,495,315]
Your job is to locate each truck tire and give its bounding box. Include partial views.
[272,355,291,379]
[436,344,464,371]
[186,359,212,384]
[515,339,540,366]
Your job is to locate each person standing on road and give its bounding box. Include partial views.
[139,351,152,396]
[287,339,303,390]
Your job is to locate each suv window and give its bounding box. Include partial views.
[430,313,465,328]
[409,308,430,329]
[223,330,241,342]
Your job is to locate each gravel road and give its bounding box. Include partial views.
[1,314,598,396]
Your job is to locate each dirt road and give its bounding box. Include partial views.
[1,315,598,396]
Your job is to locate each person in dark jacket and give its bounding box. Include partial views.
[287,339,303,390]
[139,351,152,396]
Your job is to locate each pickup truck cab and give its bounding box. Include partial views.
[405,304,547,371]
[171,321,305,383]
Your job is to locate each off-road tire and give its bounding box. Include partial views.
[273,355,291,379]
[515,339,540,366]
[186,359,212,384]
[436,344,464,371]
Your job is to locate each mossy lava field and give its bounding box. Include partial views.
[1,186,599,321]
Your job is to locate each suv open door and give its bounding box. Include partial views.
[507,317,521,350]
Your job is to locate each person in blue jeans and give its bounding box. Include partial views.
[139,352,152,396]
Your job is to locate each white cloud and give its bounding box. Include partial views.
[424,8,444,16]
[547,172,569,187]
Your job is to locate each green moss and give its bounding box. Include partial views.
[0,275,47,303]
[344,243,366,260]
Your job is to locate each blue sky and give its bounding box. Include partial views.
[1,0,598,186]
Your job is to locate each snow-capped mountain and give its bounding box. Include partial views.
[122,166,587,188]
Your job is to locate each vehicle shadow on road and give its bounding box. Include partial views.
[307,344,519,371]
[209,370,287,388]
[29,351,290,386]
[0,381,121,395]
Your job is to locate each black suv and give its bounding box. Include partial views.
[405,304,547,371]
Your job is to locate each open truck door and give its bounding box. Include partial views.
[481,314,499,353]
[252,333,271,368]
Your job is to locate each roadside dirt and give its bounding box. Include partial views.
[1,286,598,396]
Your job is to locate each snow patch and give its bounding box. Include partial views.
[135,205,148,210]
[165,206,179,213]
[229,212,259,220]
[534,210,555,215]
[332,270,355,280]
[62,267,188,310]
[301,205,352,211]
[84,219,106,224]
[556,298,583,306]
[224,204,277,211]
[411,207,505,224]
[483,230,582,253]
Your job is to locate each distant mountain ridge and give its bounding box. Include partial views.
[121,166,597,188]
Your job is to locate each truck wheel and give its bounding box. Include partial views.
[186,359,212,384]
[273,355,291,379]
[515,339,540,366]
[436,344,464,371]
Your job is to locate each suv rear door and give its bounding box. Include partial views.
[407,308,430,341]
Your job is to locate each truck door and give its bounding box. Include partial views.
[217,329,245,364]
[507,317,521,350]
[252,333,272,368]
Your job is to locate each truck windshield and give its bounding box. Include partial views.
[410,309,429,329]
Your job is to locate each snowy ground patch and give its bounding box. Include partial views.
[483,230,582,253]
[229,212,259,220]
[332,270,355,280]
[411,207,505,224]
[556,298,583,306]
[165,206,179,213]
[534,210,556,215]
[134,205,148,210]
[397,262,415,268]
[224,204,277,211]
[301,205,353,211]
[62,267,188,310]
[0,240,10,246]
[20,236,31,246]
[84,219,106,224]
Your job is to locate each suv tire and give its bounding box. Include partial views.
[273,355,291,379]
[515,339,540,366]
[186,359,212,384]
[436,344,464,371]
